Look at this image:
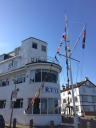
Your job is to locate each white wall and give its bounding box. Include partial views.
[21,38,47,62]
[0,63,61,125]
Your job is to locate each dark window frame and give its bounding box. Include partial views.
[0,100,6,108]
[32,42,37,49]
[11,99,23,108]
[0,79,9,87]
[42,45,46,52]
[14,75,25,84]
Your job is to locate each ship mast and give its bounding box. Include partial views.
[65,7,86,128]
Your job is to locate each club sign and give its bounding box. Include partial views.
[42,86,59,94]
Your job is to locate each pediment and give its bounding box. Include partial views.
[82,81,95,88]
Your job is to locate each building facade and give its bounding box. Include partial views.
[0,37,62,125]
[60,77,96,116]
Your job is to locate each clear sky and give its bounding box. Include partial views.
[0,0,96,88]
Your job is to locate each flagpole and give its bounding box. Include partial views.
[65,7,78,128]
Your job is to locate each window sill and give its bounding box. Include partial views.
[26,114,61,116]
[10,108,23,109]
[29,82,59,85]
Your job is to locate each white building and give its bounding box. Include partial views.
[60,77,96,116]
[0,37,62,125]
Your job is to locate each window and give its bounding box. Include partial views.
[54,98,58,114]
[12,99,23,108]
[42,69,58,84]
[0,55,4,62]
[30,70,35,83]
[82,88,86,93]
[41,98,47,114]
[93,97,96,102]
[35,69,41,82]
[8,63,12,70]
[15,48,20,55]
[33,98,40,114]
[30,69,58,84]
[58,99,61,114]
[82,96,88,102]
[0,100,6,108]
[92,89,95,93]
[70,98,72,102]
[63,99,66,103]
[26,98,61,115]
[14,61,18,67]
[75,97,78,102]
[84,106,90,111]
[48,98,53,114]
[42,45,46,52]
[14,75,25,84]
[0,79,9,87]
[63,92,65,96]
[32,43,37,49]
[76,106,79,111]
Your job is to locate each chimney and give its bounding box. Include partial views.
[65,84,69,89]
[62,84,65,90]
[84,77,88,81]
[75,82,78,86]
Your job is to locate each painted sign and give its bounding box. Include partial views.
[12,90,17,101]
[42,86,59,94]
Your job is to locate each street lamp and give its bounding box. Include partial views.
[10,79,19,128]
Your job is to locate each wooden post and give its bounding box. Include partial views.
[87,122,91,128]
[13,118,16,128]
[90,118,93,128]
[30,119,33,128]
[50,121,54,128]
[78,122,82,128]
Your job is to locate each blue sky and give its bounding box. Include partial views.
[0,0,96,88]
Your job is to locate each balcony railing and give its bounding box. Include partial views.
[0,56,59,75]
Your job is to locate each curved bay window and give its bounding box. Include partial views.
[30,69,58,84]
[42,69,58,84]
[35,69,41,82]
[27,98,61,115]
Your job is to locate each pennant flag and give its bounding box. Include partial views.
[65,46,67,51]
[68,77,69,86]
[25,105,29,113]
[32,101,35,105]
[60,39,63,45]
[32,93,37,105]
[82,29,86,49]
[66,65,69,70]
[41,83,44,89]
[65,26,66,32]
[31,99,34,104]
[63,32,66,41]
[66,59,68,65]
[57,47,59,53]
[49,67,51,74]
[38,88,40,97]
